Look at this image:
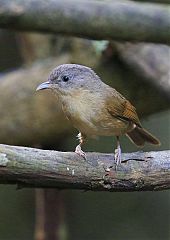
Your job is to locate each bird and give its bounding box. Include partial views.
[36,64,160,166]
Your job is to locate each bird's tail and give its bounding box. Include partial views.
[126,126,160,147]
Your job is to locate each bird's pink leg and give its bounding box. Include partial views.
[114,136,122,166]
[75,132,86,159]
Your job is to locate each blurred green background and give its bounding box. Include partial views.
[0,29,169,240]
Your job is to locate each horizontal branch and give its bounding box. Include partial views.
[0,144,169,191]
[0,0,170,43]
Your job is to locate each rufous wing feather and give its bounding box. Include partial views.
[106,89,160,146]
[106,91,141,127]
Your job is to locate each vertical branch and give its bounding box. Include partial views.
[44,190,65,240]
[34,189,65,240]
[35,189,45,240]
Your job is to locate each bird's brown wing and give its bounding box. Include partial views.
[106,92,142,127]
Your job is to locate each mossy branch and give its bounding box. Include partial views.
[0,144,169,191]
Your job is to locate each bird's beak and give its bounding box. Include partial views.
[36,81,52,91]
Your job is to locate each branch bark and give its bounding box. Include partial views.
[0,144,169,191]
[0,0,170,43]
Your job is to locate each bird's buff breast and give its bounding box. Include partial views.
[60,90,131,137]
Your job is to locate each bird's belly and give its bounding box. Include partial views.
[63,107,98,137]
[61,94,133,137]
[64,107,131,137]
[95,120,132,136]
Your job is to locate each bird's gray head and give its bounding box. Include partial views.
[36,64,102,94]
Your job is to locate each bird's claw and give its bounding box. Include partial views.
[75,144,86,159]
[114,145,122,167]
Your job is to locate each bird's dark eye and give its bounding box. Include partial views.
[62,75,69,82]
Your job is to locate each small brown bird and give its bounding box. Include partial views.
[36,64,160,165]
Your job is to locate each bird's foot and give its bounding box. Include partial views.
[75,144,86,159]
[114,145,122,167]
